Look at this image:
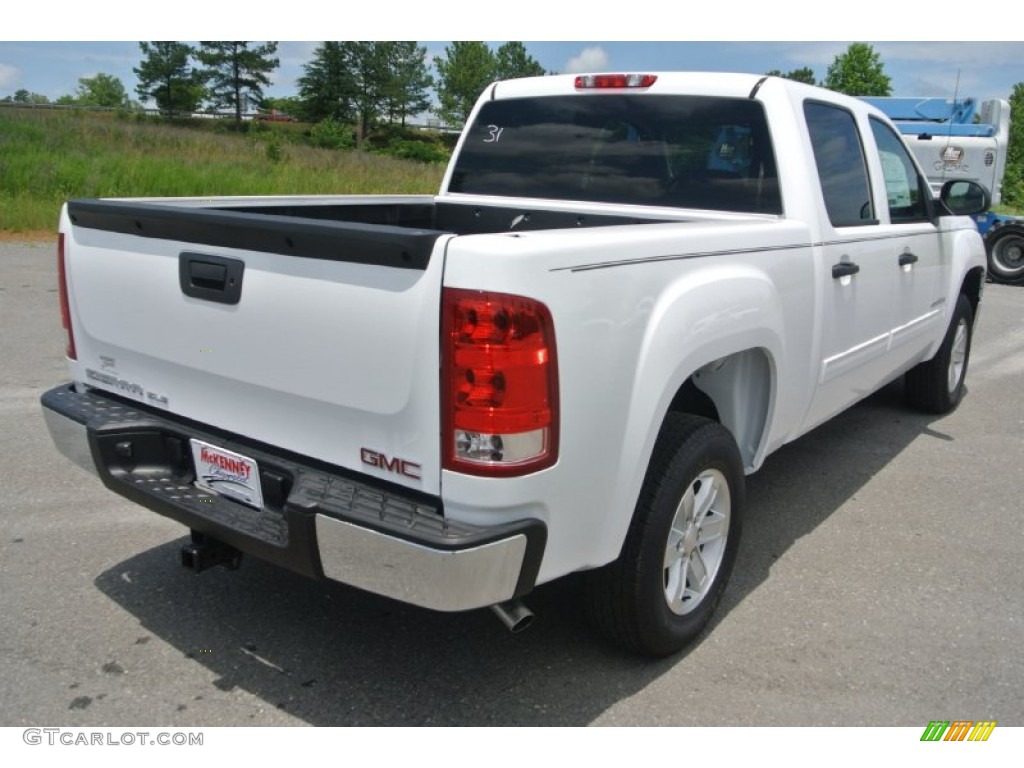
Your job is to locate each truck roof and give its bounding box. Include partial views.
[485,71,887,118]
[490,72,768,101]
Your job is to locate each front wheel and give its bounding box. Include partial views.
[905,293,974,414]
[584,414,744,657]
[985,223,1024,285]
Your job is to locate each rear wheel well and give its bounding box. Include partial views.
[667,348,773,470]
[668,378,719,423]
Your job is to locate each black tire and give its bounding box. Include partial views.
[584,414,744,657]
[905,293,974,414]
[985,223,1024,285]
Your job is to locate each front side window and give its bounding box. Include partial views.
[869,117,930,223]
[449,95,782,215]
[804,102,874,227]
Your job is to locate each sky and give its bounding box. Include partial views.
[2,41,1021,109]
[3,4,1022,108]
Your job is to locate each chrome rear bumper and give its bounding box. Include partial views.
[41,384,545,612]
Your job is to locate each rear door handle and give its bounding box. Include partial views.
[179,253,244,305]
[832,261,861,279]
[898,252,919,267]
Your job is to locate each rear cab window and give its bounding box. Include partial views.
[449,95,782,215]
[804,101,876,227]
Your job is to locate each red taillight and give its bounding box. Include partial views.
[574,73,658,89]
[442,289,558,476]
[57,233,77,360]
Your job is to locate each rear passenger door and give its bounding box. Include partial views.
[802,101,896,429]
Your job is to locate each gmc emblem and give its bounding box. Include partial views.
[360,448,422,480]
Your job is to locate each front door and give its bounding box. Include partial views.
[868,117,948,369]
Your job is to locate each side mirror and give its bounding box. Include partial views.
[939,180,990,216]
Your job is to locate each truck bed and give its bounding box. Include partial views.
[58,194,694,503]
[67,197,667,271]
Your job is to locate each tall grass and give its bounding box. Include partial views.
[0,109,447,232]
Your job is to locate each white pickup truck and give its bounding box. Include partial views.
[42,72,989,656]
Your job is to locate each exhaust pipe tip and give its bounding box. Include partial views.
[490,599,534,633]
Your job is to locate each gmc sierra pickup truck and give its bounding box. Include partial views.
[42,72,989,656]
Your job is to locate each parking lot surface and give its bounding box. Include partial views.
[2,239,1022,726]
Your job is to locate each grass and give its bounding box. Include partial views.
[0,108,447,233]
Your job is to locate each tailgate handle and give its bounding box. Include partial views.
[190,261,226,289]
[180,253,244,305]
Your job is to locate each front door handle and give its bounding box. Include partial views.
[899,252,919,267]
[832,261,861,279]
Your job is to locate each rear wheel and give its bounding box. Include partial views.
[905,293,974,414]
[585,414,744,657]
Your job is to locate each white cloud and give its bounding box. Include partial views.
[566,46,609,74]
[0,63,22,90]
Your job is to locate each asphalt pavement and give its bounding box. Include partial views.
[1,239,1022,726]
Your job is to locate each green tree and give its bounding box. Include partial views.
[766,67,817,85]
[262,96,304,118]
[196,41,279,127]
[298,42,357,124]
[823,43,892,96]
[434,41,496,127]
[10,89,49,104]
[380,41,433,126]
[344,42,391,144]
[1003,82,1024,207]
[73,73,129,107]
[134,41,204,116]
[299,42,432,140]
[494,41,545,80]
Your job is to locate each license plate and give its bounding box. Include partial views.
[189,439,264,510]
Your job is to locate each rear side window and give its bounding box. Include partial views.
[804,102,875,227]
[449,95,782,214]
[869,117,930,223]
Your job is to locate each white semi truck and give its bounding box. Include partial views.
[863,95,1024,284]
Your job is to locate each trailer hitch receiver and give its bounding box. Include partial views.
[180,531,243,573]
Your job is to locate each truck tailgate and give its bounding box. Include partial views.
[60,201,450,495]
